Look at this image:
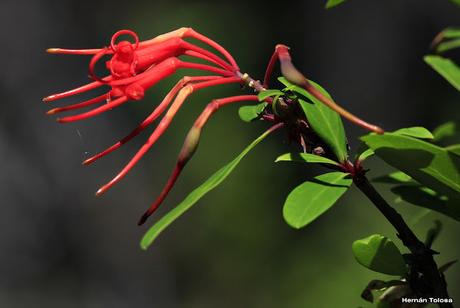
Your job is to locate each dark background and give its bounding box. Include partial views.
[1,0,459,307]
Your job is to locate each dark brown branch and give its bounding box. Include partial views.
[354,175,452,308]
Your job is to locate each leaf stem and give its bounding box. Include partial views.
[353,175,452,307]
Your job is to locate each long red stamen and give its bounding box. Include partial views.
[57,96,128,123]
[43,76,112,102]
[47,94,107,115]
[82,76,222,165]
[137,95,273,225]
[95,77,242,196]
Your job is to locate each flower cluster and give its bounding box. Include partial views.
[45,28,383,225]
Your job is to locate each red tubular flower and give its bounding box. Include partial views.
[45,28,261,224]
[46,27,383,225]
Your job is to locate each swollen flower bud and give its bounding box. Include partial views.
[178,126,202,166]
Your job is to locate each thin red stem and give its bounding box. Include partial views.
[263,49,279,88]
[180,40,234,71]
[187,28,239,71]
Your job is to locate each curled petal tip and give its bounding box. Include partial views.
[43,96,53,102]
[375,126,385,134]
[46,48,60,54]
[82,157,95,165]
[95,187,105,196]
[47,108,58,115]
[137,213,149,226]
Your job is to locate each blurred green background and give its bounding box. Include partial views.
[1,0,459,307]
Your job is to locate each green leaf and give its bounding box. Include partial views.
[352,234,407,276]
[140,127,277,250]
[275,152,340,166]
[357,148,374,162]
[433,121,456,142]
[373,171,413,184]
[446,144,460,156]
[238,102,268,122]
[361,133,460,197]
[278,77,348,162]
[393,127,434,140]
[424,55,460,91]
[258,89,284,101]
[325,0,346,9]
[391,185,460,221]
[283,172,352,229]
[440,27,460,39]
[437,38,460,53]
[450,0,460,6]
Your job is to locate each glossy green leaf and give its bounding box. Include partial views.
[437,39,460,53]
[361,132,460,197]
[238,102,268,122]
[275,152,339,166]
[433,121,456,142]
[391,185,460,221]
[373,171,413,184]
[446,144,460,156]
[424,55,460,91]
[393,127,434,139]
[278,77,348,162]
[140,127,277,250]
[283,172,352,229]
[325,0,346,9]
[352,234,407,276]
[258,89,283,101]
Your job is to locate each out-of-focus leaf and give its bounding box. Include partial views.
[279,77,348,162]
[440,27,460,39]
[391,185,460,221]
[357,148,374,162]
[325,0,346,9]
[433,121,456,142]
[439,260,458,273]
[437,39,460,53]
[424,55,460,91]
[393,127,434,140]
[373,171,413,184]
[446,144,460,156]
[238,102,267,122]
[425,220,442,248]
[352,234,407,276]
[361,132,460,197]
[283,172,351,229]
[450,0,460,6]
[258,89,284,101]
[140,126,277,250]
[275,152,339,166]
